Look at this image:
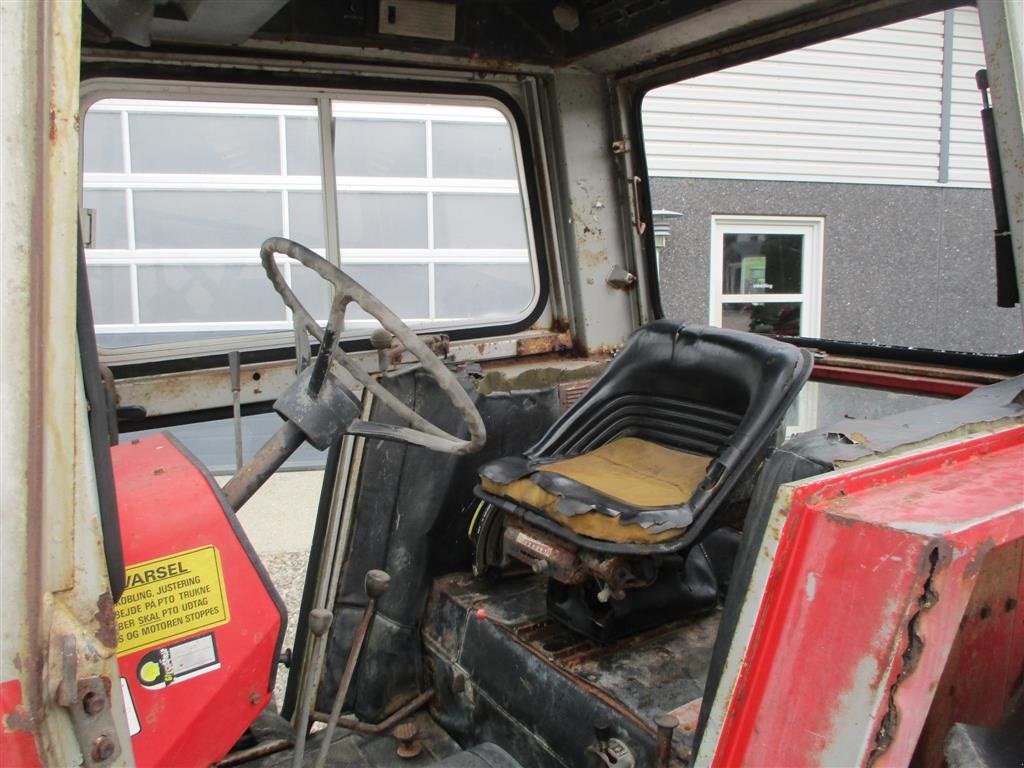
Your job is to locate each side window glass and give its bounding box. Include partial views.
[641,6,1012,436]
[642,6,1017,357]
[82,97,538,350]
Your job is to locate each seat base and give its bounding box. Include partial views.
[481,507,740,643]
[548,577,716,644]
[546,530,736,642]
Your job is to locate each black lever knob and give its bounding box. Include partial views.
[365,569,391,600]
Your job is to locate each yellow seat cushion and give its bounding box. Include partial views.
[480,437,710,544]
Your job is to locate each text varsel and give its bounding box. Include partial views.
[125,561,189,588]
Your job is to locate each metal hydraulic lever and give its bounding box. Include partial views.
[312,570,391,768]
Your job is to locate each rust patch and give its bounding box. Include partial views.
[48,108,58,143]
[586,342,623,358]
[475,360,607,395]
[515,332,571,357]
[94,592,118,649]
[3,705,36,733]
[868,546,942,765]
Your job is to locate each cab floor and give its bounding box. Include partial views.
[249,711,462,768]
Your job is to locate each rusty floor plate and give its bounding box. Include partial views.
[426,572,721,756]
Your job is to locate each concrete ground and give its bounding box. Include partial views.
[218,470,323,706]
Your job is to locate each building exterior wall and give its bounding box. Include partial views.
[643,7,987,187]
[650,177,1019,354]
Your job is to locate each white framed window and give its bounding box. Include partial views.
[709,215,823,338]
[708,215,823,436]
[81,89,540,350]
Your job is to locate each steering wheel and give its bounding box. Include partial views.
[259,237,486,455]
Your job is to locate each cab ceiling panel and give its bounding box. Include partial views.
[82,0,724,66]
[256,0,723,65]
[83,0,291,47]
[81,0,955,82]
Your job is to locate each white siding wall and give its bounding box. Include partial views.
[643,8,988,188]
[948,7,989,185]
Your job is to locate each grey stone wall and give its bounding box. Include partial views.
[650,177,1022,354]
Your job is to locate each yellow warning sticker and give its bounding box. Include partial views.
[115,545,230,656]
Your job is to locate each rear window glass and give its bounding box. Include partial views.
[82,95,539,349]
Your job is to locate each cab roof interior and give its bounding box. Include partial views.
[81,0,953,78]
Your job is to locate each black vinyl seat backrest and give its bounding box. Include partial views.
[509,321,813,552]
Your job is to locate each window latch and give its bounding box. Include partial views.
[630,176,647,236]
[82,208,97,249]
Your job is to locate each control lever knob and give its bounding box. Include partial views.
[370,328,394,372]
[654,713,679,768]
[309,608,333,636]
[365,569,391,600]
[369,328,392,350]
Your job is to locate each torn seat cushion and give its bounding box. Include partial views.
[479,436,710,544]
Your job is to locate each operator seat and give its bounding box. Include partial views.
[473,321,812,639]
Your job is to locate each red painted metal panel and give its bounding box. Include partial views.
[912,539,1023,766]
[112,434,284,767]
[711,425,1024,767]
[0,679,42,767]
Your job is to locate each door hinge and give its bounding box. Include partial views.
[55,636,122,768]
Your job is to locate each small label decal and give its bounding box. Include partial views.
[515,531,554,559]
[116,546,230,655]
[136,633,220,688]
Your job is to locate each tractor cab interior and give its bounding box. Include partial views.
[201,256,820,766]
[16,0,1018,766]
